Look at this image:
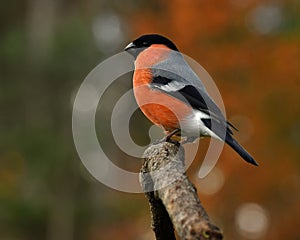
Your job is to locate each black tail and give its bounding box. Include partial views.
[225,134,258,166]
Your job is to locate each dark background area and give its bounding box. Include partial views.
[1,0,300,239]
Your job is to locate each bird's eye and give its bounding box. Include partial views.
[142,42,148,46]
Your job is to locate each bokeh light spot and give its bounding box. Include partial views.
[92,12,126,53]
[235,203,269,239]
[148,125,164,142]
[246,4,283,35]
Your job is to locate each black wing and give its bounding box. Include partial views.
[151,75,258,166]
[151,75,236,134]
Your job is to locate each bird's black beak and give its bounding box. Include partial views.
[124,42,136,52]
[124,42,141,59]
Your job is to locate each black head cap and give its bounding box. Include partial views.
[124,34,179,57]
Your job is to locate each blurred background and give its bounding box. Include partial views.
[1,0,300,239]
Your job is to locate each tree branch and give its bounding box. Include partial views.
[140,141,223,240]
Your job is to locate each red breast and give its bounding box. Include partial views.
[133,44,193,132]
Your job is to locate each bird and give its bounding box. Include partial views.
[124,34,258,166]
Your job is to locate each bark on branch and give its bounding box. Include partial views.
[140,141,223,240]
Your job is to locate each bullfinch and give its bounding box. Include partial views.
[125,34,258,166]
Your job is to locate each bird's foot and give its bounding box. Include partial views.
[152,129,181,146]
[165,128,180,142]
[152,138,180,146]
[180,136,198,144]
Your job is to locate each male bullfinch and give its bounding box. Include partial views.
[125,34,258,166]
